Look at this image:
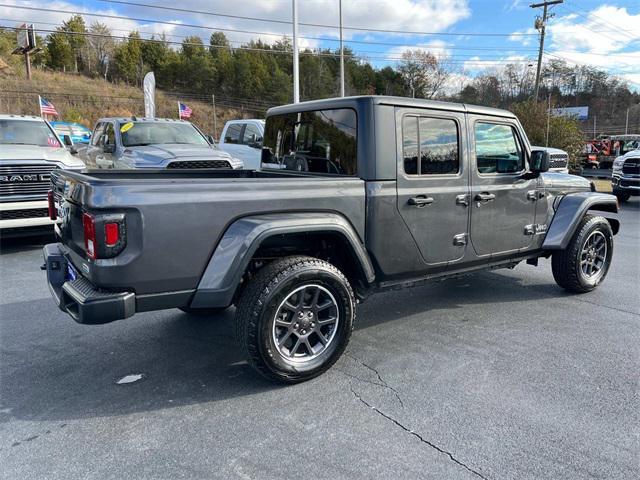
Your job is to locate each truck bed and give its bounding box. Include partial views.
[51,169,366,297]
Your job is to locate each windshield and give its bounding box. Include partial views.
[0,119,61,147]
[120,122,209,147]
[261,108,357,175]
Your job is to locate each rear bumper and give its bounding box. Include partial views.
[43,243,135,324]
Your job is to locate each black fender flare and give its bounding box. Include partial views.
[190,213,375,309]
[543,192,619,250]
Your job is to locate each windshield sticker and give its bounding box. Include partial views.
[120,122,134,133]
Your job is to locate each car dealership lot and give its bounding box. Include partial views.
[1,201,638,480]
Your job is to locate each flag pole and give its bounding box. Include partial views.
[178,101,180,119]
[38,95,42,118]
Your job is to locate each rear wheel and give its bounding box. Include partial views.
[552,215,613,293]
[235,256,355,383]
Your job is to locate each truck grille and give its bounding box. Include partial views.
[0,164,58,199]
[549,153,568,169]
[622,160,640,175]
[0,208,49,220]
[167,160,232,169]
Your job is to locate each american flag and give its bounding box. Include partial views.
[179,102,192,119]
[39,96,59,116]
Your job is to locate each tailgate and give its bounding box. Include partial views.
[51,170,90,259]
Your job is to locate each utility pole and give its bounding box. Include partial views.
[212,94,218,140]
[593,115,597,138]
[530,0,563,101]
[24,51,32,80]
[292,0,300,103]
[546,92,551,146]
[339,0,345,97]
[625,108,629,134]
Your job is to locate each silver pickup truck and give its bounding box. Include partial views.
[0,115,84,235]
[43,96,620,383]
[79,117,243,170]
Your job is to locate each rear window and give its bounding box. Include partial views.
[261,108,357,176]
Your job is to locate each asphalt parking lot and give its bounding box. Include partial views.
[1,200,639,480]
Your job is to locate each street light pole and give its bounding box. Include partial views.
[339,0,345,97]
[292,0,300,103]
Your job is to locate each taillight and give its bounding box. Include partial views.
[47,190,57,220]
[83,213,97,259]
[104,222,119,246]
[82,212,126,259]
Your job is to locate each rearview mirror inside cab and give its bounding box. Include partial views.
[530,149,550,173]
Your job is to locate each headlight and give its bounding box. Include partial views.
[612,158,624,171]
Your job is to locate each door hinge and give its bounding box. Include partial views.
[453,233,467,246]
[455,194,469,207]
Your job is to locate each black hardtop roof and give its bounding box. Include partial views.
[266,95,516,119]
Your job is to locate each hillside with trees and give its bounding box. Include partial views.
[1,16,638,149]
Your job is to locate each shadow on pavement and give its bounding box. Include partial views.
[0,232,54,255]
[0,268,567,423]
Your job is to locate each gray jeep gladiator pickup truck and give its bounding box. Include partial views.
[43,96,620,383]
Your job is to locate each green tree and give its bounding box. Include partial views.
[511,100,585,170]
[113,32,142,85]
[61,15,87,73]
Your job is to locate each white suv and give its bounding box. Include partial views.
[0,115,85,234]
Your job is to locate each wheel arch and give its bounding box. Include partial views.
[543,192,619,251]
[189,213,375,309]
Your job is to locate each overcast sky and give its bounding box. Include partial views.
[2,0,638,90]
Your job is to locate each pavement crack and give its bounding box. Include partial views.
[350,386,488,480]
[345,353,404,408]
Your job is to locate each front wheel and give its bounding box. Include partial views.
[551,215,613,293]
[235,256,355,383]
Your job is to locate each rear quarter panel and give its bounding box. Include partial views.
[60,175,366,294]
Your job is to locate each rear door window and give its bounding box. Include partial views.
[402,116,459,175]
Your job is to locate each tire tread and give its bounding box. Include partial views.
[235,255,354,383]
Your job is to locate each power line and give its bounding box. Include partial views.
[0,16,542,53]
[4,24,539,66]
[1,3,539,38]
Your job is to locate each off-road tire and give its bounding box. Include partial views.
[551,215,613,293]
[235,255,355,383]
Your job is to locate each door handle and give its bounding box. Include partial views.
[408,196,434,207]
[474,193,496,203]
[455,194,469,207]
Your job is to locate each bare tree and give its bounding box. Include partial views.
[88,22,114,79]
[398,49,450,99]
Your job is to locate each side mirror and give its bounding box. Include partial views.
[62,134,73,146]
[103,142,116,154]
[530,149,550,174]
